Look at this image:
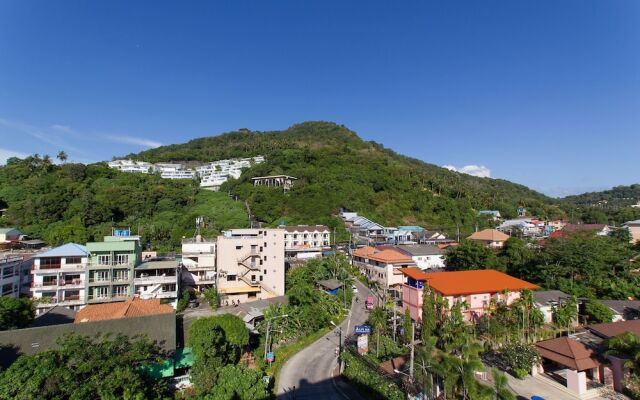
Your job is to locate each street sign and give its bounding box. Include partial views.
[354,325,372,334]
[266,352,274,362]
[357,334,368,354]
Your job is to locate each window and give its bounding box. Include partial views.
[66,257,82,264]
[227,275,236,281]
[236,245,243,250]
[116,254,129,265]
[2,284,13,296]
[40,257,61,269]
[97,255,111,266]
[2,266,15,278]
[43,276,57,286]
[95,270,109,282]
[260,276,263,282]
[263,269,267,275]
[94,286,109,298]
[113,285,128,297]
[113,269,129,282]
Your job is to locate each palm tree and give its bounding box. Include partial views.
[57,150,68,163]
[369,306,387,357]
[605,332,640,370]
[492,368,515,400]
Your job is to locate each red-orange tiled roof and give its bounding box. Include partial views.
[74,297,174,323]
[399,267,431,281]
[468,229,510,242]
[352,246,413,264]
[403,269,539,296]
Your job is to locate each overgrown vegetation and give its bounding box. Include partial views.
[0,297,35,331]
[0,334,168,399]
[0,157,247,251]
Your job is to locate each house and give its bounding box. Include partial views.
[317,279,343,295]
[623,219,640,244]
[279,225,331,259]
[467,229,510,248]
[396,244,444,270]
[399,267,539,322]
[74,296,173,323]
[477,210,502,221]
[533,336,605,397]
[251,175,297,192]
[497,218,541,237]
[134,257,180,306]
[352,246,415,289]
[340,211,388,244]
[30,243,90,315]
[215,229,285,304]
[600,300,640,322]
[550,223,611,239]
[0,228,21,243]
[0,255,28,298]
[85,231,142,304]
[181,236,216,292]
[418,230,449,244]
[533,290,572,324]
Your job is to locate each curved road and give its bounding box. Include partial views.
[277,279,371,400]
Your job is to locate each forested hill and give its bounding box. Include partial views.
[133,121,565,236]
[564,184,640,207]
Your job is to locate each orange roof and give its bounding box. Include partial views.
[74,297,174,323]
[468,229,510,242]
[403,269,539,296]
[352,246,413,264]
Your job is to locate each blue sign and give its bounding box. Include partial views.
[266,352,274,362]
[354,325,372,335]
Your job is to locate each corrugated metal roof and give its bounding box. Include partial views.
[35,243,88,258]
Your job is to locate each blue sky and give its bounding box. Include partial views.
[0,1,638,197]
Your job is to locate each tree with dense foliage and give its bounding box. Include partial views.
[500,237,535,278]
[203,365,269,400]
[0,297,35,330]
[552,295,578,331]
[499,342,540,379]
[584,299,614,324]
[605,332,640,371]
[0,334,167,400]
[445,240,504,271]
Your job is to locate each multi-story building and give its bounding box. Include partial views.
[625,220,640,244]
[352,246,415,289]
[107,159,154,173]
[396,244,445,270]
[181,236,217,292]
[400,268,539,322]
[279,225,331,260]
[30,243,89,315]
[215,229,285,304]
[134,257,179,305]
[1,256,26,297]
[251,175,297,192]
[85,234,142,304]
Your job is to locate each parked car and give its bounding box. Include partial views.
[351,284,358,294]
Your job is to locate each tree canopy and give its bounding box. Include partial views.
[0,297,35,331]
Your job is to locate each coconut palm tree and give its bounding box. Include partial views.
[57,150,68,163]
[492,368,515,400]
[368,306,387,357]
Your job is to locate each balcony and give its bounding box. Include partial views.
[134,275,177,284]
[88,278,112,285]
[36,263,87,272]
[87,294,111,302]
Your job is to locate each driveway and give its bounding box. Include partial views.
[277,279,371,399]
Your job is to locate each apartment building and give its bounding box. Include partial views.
[181,236,216,291]
[400,268,539,322]
[279,225,331,260]
[215,229,285,303]
[0,256,26,297]
[396,244,445,270]
[352,246,416,288]
[134,257,179,304]
[85,234,142,303]
[30,243,89,315]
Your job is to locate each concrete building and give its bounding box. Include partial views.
[624,219,640,244]
[533,290,572,324]
[0,228,21,243]
[352,246,415,288]
[467,229,510,248]
[30,243,89,315]
[251,175,297,192]
[279,225,331,260]
[85,233,142,304]
[400,268,539,322]
[181,236,216,292]
[396,244,445,270]
[1,256,27,298]
[134,257,180,305]
[215,229,285,304]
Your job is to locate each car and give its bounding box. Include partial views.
[351,284,358,293]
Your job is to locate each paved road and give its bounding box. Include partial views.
[277,279,371,400]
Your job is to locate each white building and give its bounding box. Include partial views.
[181,236,217,291]
[107,159,154,173]
[30,243,89,315]
[396,244,445,270]
[279,225,331,259]
[0,256,27,297]
[134,257,180,305]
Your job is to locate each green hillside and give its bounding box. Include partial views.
[562,184,640,225]
[0,157,248,250]
[134,121,566,237]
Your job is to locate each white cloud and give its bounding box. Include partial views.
[0,148,28,165]
[104,135,162,149]
[51,124,73,133]
[443,164,492,178]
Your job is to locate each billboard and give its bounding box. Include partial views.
[354,325,372,335]
[357,334,368,354]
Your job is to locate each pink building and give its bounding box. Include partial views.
[400,268,539,322]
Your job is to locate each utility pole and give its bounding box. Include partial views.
[409,321,415,379]
[392,303,397,342]
[263,320,271,362]
[456,223,460,243]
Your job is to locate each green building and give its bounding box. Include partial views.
[85,234,142,303]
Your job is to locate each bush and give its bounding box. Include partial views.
[584,299,614,324]
[176,289,191,313]
[203,288,219,309]
[500,342,539,379]
[341,351,405,400]
[513,368,529,379]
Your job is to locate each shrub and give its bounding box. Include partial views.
[500,342,539,379]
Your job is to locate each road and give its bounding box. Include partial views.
[277,278,371,400]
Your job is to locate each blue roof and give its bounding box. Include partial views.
[398,226,425,231]
[36,243,88,258]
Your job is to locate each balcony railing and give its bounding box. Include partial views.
[37,263,87,271]
[32,279,84,289]
[134,275,177,283]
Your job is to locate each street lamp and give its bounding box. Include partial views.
[263,314,288,362]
